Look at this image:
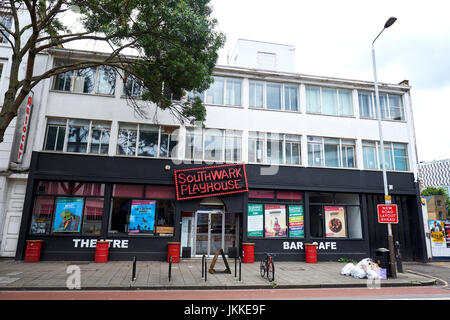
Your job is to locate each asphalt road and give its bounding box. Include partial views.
[1,286,449,300]
[403,262,450,287]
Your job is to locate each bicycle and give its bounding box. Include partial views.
[260,253,275,282]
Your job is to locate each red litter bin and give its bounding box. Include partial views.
[24,240,44,262]
[95,241,110,263]
[167,242,180,263]
[242,243,255,263]
[305,243,317,263]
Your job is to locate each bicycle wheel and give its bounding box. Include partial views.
[267,260,275,282]
[260,259,266,278]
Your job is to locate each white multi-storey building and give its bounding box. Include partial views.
[0,38,427,262]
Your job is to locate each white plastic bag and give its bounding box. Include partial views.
[341,263,355,276]
[356,258,372,272]
[352,266,367,279]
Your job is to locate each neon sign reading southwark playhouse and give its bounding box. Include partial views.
[174,163,248,200]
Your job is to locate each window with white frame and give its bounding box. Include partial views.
[53,62,116,95]
[44,118,111,154]
[362,140,409,171]
[358,91,374,118]
[306,85,353,116]
[307,136,356,168]
[117,123,177,158]
[249,81,299,111]
[266,82,282,110]
[358,91,405,120]
[190,76,242,106]
[249,81,264,108]
[248,132,301,165]
[0,14,12,44]
[248,131,265,163]
[122,74,143,97]
[185,127,242,162]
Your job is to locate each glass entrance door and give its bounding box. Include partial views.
[194,210,224,257]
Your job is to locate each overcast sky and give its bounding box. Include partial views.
[210,0,450,163]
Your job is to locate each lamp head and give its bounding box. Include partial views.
[384,17,397,28]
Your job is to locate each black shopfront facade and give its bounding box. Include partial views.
[15,151,428,262]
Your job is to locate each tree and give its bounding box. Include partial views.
[0,0,225,143]
[421,186,450,215]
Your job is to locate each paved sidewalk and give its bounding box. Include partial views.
[0,258,439,290]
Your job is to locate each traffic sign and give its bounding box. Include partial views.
[377,204,398,224]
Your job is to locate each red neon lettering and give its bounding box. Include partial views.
[180,184,189,195]
[177,173,186,184]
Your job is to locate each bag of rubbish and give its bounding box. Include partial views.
[341,263,356,276]
[356,258,372,272]
[352,266,367,279]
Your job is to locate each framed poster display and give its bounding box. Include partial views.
[324,206,346,238]
[429,220,446,248]
[129,200,156,233]
[264,204,287,238]
[288,205,304,237]
[247,204,264,237]
[52,197,83,233]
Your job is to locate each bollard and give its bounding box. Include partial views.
[394,241,403,273]
[202,255,205,278]
[169,255,172,282]
[204,256,207,282]
[239,256,242,281]
[131,256,137,282]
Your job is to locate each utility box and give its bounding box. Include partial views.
[375,248,391,277]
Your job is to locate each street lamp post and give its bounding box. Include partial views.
[372,16,397,279]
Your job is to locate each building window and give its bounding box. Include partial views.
[358,91,374,118]
[306,85,353,116]
[0,14,12,44]
[53,63,116,96]
[225,130,242,162]
[249,81,264,108]
[67,119,90,153]
[108,184,175,236]
[122,74,143,97]
[188,76,242,106]
[358,91,404,120]
[44,118,67,151]
[44,118,111,155]
[185,127,242,162]
[307,136,356,168]
[185,127,203,160]
[284,85,299,111]
[248,190,304,239]
[225,78,242,106]
[89,122,111,154]
[248,132,301,165]
[117,123,177,158]
[309,192,362,239]
[249,81,299,112]
[29,181,105,236]
[257,51,277,70]
[205,76,225,105]
[248,131,265,163]
[266,82,282,110]
[362,140,409,171]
